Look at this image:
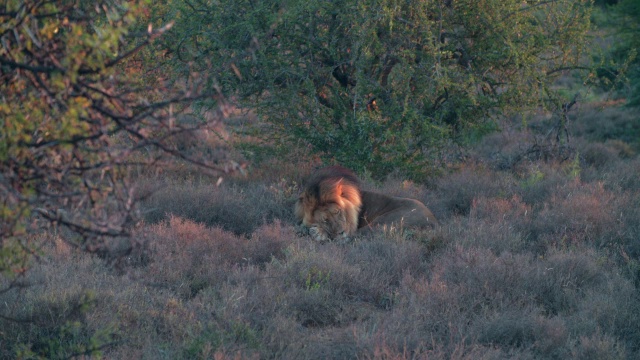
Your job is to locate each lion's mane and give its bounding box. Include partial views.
[294,166,362,236]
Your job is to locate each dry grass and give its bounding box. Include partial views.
[2,105,640,359]
[141,179,298,235]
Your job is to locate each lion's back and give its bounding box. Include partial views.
[358,190,438,231]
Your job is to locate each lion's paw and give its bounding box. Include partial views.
[308,227,330,243]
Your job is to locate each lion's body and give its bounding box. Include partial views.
[358,190,438,234]
[295,166,438,242]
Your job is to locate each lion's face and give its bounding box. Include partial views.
[307,203,349,242]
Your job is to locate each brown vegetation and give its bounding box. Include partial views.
[3,1,640,359]
[3,100,640,359]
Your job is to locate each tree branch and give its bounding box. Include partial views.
[0,56,60,73]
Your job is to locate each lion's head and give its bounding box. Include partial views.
[295,166,362,242]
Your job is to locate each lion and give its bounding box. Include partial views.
[295,166,438,242]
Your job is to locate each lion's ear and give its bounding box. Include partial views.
[334,178,344,197]
[333,179,351,207]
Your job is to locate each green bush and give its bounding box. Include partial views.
[613,0,640,106]
[156,0,595,179]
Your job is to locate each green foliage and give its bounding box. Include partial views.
[613,0,640,105]
[158,0,594,178]
[567,152,583,179]
[521,168,546,189]
[0,238,31,278]
[0,0,228,278]
[0,0,144,273]
[183,321,261,358]
[304,267,331,292]
[8,291,117,359]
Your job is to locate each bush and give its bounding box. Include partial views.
[573,106,640,147]
[515,163,574,206]
[134,216,295,300]
[436,165,513,216]
[157,0,595,179]
[446,196,533,254]
[0,291,114,359]
[0,0,232,281]
[142,181,296,235]
[581,142,623,170]
[529,181,616,247]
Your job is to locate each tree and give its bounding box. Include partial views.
[156,0,594,179]
[1,1,230,285]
